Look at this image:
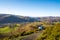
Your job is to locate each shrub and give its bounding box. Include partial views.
[37,22,60,40]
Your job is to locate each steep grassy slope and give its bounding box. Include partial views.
[37,22,60,40]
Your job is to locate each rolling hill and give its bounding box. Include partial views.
[0,14,40,24]
[0,14,60,24]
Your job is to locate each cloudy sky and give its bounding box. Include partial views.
[0,0,60,17]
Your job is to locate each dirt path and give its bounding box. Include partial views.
[21,31,41,40]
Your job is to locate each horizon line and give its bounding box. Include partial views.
[0,13,60,17]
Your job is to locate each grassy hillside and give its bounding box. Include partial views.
[0,19,60,40]
[0,22,43,40]
[37,22,60,40]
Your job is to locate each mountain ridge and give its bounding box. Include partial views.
[0,14,40,24]
[0,14,60,24]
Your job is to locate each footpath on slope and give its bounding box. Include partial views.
[21,31,42,40]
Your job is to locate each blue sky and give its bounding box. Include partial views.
[0,0,60,17]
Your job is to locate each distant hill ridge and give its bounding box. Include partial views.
[0,14,60,24]
[0,14,40,24]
